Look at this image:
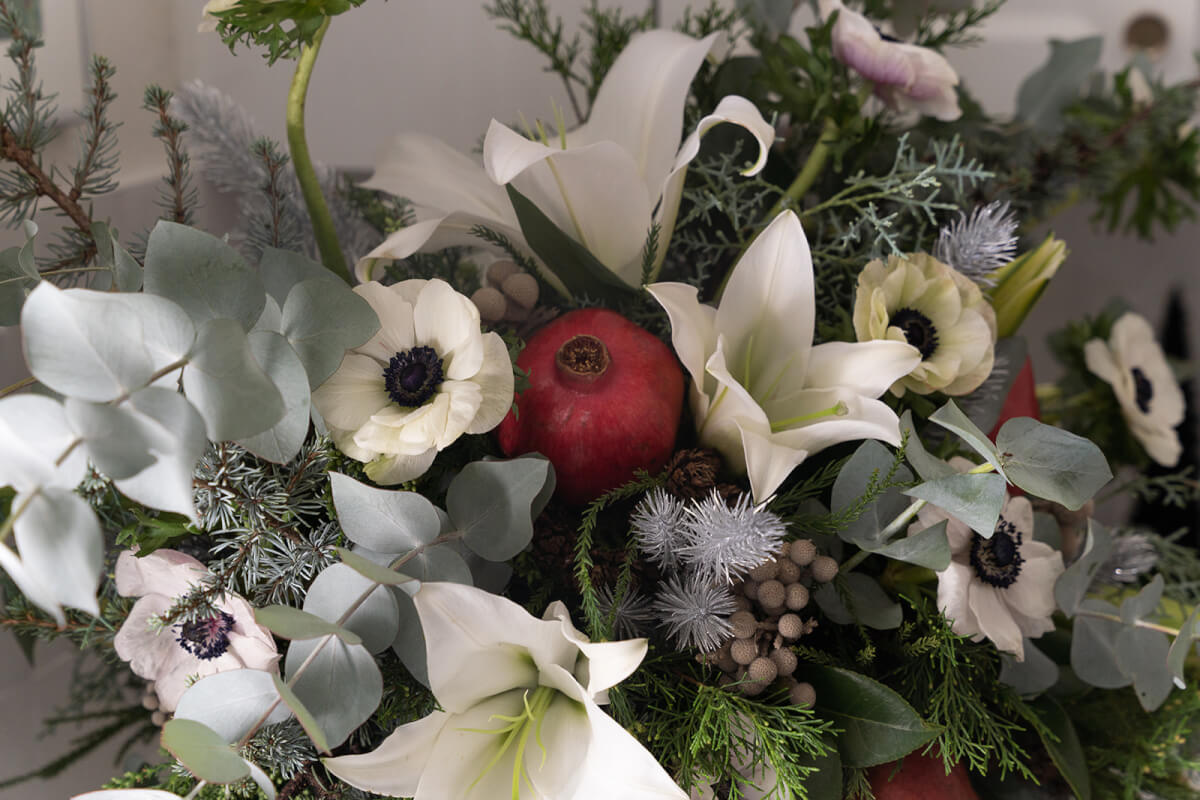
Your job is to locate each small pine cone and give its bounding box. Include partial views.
[663,448,724,500]
[810,555,839,583]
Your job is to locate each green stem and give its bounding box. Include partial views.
[1075,608,1179,637]
[766,116,838,221]
[286,16,351,285]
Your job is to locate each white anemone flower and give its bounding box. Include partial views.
[112,549,279,712]
[357,29,776,288]
[1084,312,1185,467]
[323,582,685,800]
[819,0,961,121]
[910,488,1064,661]
[648,211,922,502]
[311,279,514,484]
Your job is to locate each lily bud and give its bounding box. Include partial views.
[987,234,1068,338]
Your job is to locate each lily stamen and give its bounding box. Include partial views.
[769,401,848,433]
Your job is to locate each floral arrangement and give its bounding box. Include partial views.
[2,1,1200,799]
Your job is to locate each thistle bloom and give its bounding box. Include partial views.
[357,30,775,288]
[323,581,685,800]
[910,488,1063,661]
[113,550,279,712]
[853,252,997,396]
[311,279,514,484]
[649,211,921,502]
[819,0,961,121]
[1084,312,1185,467]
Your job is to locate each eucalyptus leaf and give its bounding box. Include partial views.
[91,220,143,292]
[285,635,382,748]
[1015,36,1103,134]
[281,277,379,388]
[73,791,185,799]
[173,669,291,743]
[1120,574,1164,625]
[160,718,250,784]
[271,674,331,754]
[874,520,951,570]
[1055,521,1113,616]
[928,400,1005,476]
[995,418,1111,510]
[447,457,553,561]
[1167,604,1200,682]
[0,541,62,625]
[259,247,336,306]
[804,664,938,767]
[113,387,207,522]
[65,399,157,480]
[303,563,399,653]
[13,489,102,618]
[394,542,473,585]
[1031,696,1090,800]
[182,318,285,441]
[0,224,38,326]
[337,546,413,586]
[144,220,265,329]
[22,284,194,402]
[813,573,901,630]
[1071,599,1128,689]
[255,604,362,646]
[1116,625,1174,711]
[244,759,278,800]
[899,410,955,481]
[252,294,284,333]
[0,394,89,494]
[904,472,1006,537]
[505,184,633,302]
[999,639,1059,696]
[235,331,311,463]
[329,472,443,552]
[830,441,913,549]
[391,587,429,686]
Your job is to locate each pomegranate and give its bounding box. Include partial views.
[497,309,684,505]
[867,751,979,800]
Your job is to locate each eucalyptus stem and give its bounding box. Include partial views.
[0,375,34,398]
[1075,608,1180,637]
[286,16,350,285]
[183,780,208,800]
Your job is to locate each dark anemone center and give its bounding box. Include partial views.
[383,346,444,407]
[177,610,235,661]
[891,307,940,360]
[1131,367,1153,414]
[969,517,1025,589]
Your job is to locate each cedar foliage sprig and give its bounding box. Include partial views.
[143,86,198,228]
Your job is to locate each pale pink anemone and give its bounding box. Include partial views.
[113,549,279,712]
[819,0,961,121]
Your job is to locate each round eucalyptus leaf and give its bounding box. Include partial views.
[235,331,311,464]
[13,489,102,618]
[391,587,428,687]
[271,673,330,755]
[304,563,399,653]
[996,417,1112,510]
[182,318,285,442]
[259,248,334,307]
[144,221,265,330]
[282,277,380,389]
[255,605,361,646]
[252,294,284,333]
[0,394,88,494]
[1116,626,1174,711]
[395,543,473,585]
[65,399,157,480]
[174,669,290,743]
[284,636,382,748]
[160,718,250,784]
[447,457,553,561]
[113,388,207,522]
[999,639,1059,696]
[329,472,442,551]
[1071,599,1129,689]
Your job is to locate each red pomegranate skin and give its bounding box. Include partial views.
[867,751,979,800]
[496,309,684,505]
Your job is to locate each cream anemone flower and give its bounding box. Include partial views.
[819,0,961,121]
[853,252,997,396]
[648,211,921,502]
[1084,312,1185,467]
[311,279,513,484]
[910,487,1063,661]
[357,29,775,288]
[323,581,685,800]
[113,549,279,712]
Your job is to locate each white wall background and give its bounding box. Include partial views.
[2,1,1200,796]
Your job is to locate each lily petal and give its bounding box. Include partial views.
[803,340,921,396]
[573,696,688,800]
[645,281,718,403]
[323,710,450,797]
[417,691,530,800]
[735,422,809,502]
[357,213,541,284]
[544,601,648,697]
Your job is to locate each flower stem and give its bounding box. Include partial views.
[286,16,351,285]
[1075,608,1180,637]
[765,117,838,221]
[0,375,34,398]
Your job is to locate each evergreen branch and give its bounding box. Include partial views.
[143,85,196,226]
[70,56,120,203]
[0,124,95,243]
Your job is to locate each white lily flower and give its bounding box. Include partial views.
[358,30,775,288]
[1084,312,1185,467]
[648,211,922,502]
[323,581,685,800]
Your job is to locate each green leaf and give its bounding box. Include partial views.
[244,760,278,800]
[904,472,1007,537]
[64,399,157,480]
[302,563,399,653]
[259,247,335,307]
[814,573,902,630]
[160,718,250,783]
[1071,599,1129,689]
[91,220,143,292]
[143,220,265,329]
[995,418,1111,510]
[1055,520,1113,615]
[174,669,291,743]
[271,674,330,754]
[392,542,473,585]
[336,546,413,586]
[1031,696,1090,800]
[114,388,207,522]
[1116,625,1174,711]
[281,276,379,389]
[999,639,1059,696]
[874,520,951,570]
[1120,574,1164,625]
[831,441,913,549]
[390,587,429,686]
[255,604,362,646]
[329,472,442,553]
[794,747,842,800]
[235,331,311,463]
[505,184,635,302]
[899,410,955,481]
[1015,36,1103,134]
[182,318,285,441]
[13,490,102,619]
[804,665,939,767]
[447,457,553,561]
[1167,604,1200,682]
[285,635,382,748]
[0,222,39,326]
[928,400,1005,476]
[22,284,194,402]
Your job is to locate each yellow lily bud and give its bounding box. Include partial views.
[987,234,1068,338]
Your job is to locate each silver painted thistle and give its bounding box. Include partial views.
[934,200,1019,287]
